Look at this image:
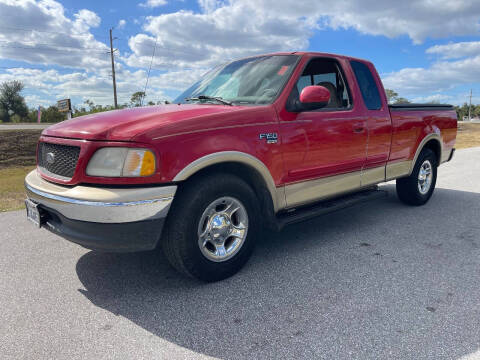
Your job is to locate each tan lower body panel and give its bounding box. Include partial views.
[283,164,391,209]
[284,170,361,208]
[361,166,386,187]
[441,149,451,164]
[385,160,413,181]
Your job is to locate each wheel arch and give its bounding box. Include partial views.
[410,134,442,174]
[173,151,284,217]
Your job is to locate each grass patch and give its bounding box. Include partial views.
[0,166,34,212]
[456,123,480,149]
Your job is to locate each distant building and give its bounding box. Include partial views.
[462,116,480,122]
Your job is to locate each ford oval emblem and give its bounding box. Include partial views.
[46,152,55,165]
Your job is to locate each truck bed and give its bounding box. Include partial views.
[388,104,457,165]
[389,103,454,111]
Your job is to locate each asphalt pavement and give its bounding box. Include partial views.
[1,147,480,360]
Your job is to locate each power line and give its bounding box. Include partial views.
[141,37,157,106]
[0,24,205,57]
[0,38,201,57]
[126,41,201,56]
[0,25,110,40]
[0,40,109,52]
[0,44,110,54]
[0,65,43,68]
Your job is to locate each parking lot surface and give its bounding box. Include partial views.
[1,147,480,360]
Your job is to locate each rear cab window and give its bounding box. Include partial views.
[350,60,382,110]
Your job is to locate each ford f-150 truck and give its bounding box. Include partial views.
[25,52,457,281]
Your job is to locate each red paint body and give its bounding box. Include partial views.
[39,52,457,188]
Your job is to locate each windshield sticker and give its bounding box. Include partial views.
[277,66,289,76]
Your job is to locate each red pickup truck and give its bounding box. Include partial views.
[25,52,457,281]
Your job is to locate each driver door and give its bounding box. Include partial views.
[278,57,368,208]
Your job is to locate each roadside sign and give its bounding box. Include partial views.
[57,99,71,113]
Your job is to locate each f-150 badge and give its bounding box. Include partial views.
[259,133,278,144]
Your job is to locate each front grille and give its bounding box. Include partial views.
[38,142,80,179]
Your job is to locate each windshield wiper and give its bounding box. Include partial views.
[185,95,233,106]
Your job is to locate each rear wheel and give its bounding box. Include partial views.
[396,148,437,206]
[162,173,260,282]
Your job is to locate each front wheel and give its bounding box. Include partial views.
[162,173,260,282]
[396,148,437,206]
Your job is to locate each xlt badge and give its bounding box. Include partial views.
[259,133,278,144]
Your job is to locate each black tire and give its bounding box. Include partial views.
[396,148,437,206]
[162,173,260,282]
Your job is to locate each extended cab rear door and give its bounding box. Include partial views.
[349,60,392,186]
[277,56,368,208]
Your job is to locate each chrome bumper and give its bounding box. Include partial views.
[24,170,176,224]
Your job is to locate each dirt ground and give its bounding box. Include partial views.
[0,130,41,169]
[456,122,480,149]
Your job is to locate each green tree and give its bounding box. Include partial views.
[385,88,411,104]
[130,91,146,107]
[394,97,411,104]
[84,99,95,111]
[454,103,480,121]
[0,80,28,122]
[385,89,399,103]
[474,104,480,118]
[455,103,469,121]
[42,106,65,123]
[72,99,120,117]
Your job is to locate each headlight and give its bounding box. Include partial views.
[86,148,156,177]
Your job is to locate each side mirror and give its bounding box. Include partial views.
[298,85,330,110]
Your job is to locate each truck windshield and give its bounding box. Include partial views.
[174,55,299,105]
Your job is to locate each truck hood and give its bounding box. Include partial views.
[42,104,257,141]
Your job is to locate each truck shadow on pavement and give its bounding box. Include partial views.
[76,185,480,359]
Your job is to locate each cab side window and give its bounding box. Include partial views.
[350,60,382,110]
[289,58,352,111]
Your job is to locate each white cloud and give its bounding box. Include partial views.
[410,94,453,104]
[139,0,168,8]
[0,0,109,69]
[426,41,480,59]
[125,0,480,71]
[319,0,480,44]
[125,2,310,70]
[382,49,480,104]
[0,66,184,107]
[198,0,225,13]
[24,94,53,107]
[74,9,101,30]
[117,19,127,29]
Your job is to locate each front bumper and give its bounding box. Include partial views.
[24,170,177,252]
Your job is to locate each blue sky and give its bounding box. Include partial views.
[1,0,480,108]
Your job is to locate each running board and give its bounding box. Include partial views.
[276,188,387,230]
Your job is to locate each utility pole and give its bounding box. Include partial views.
[109,28,118,109]
[467,89,473,122]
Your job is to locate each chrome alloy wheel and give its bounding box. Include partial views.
[197,196,249,262]
[418,160,433,195]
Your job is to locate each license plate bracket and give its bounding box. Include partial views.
[25,199,42,228]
